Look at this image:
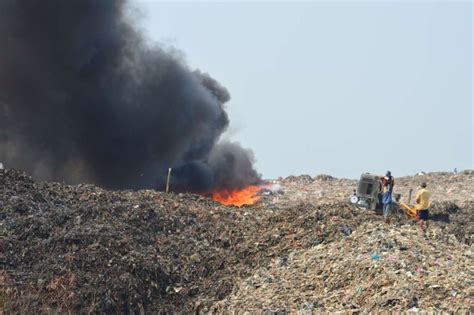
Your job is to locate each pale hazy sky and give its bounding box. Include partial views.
[134,0,472,179]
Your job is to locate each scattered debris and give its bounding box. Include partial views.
[341,224,352,236]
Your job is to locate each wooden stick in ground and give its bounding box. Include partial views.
[166,168,172,193]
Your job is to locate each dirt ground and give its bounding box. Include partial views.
[1,168,473,313]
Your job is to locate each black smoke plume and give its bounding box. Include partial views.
[0,0,261,191]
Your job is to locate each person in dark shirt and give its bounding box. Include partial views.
[380,171,395,224]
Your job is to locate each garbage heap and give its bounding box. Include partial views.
[214,203,473,313]
[1,168,472,313]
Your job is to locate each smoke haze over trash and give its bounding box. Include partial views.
[0,0,261,191]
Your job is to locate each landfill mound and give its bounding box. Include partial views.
[1,169,275,313]
[1,169,473,313]
[215,206,473,313]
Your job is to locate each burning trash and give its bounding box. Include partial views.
[210,182,283,207]
[211,185,264,207]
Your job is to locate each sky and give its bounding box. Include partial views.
[134,0,472,179]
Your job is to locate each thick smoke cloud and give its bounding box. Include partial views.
[0,0,261,191]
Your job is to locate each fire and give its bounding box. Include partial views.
[211,185,263,207]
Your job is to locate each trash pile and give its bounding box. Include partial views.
[215,208,473,313]
[0,169,277,313]
[1,168,472,313]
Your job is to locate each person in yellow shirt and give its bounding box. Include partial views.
[415,182,431,231]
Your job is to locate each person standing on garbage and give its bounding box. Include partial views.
[380,171,395,224]
[415,182,431,231]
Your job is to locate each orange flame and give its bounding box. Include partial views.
[211,185,263,207]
